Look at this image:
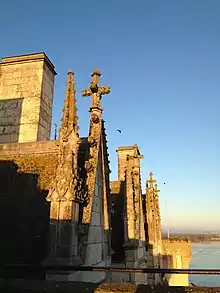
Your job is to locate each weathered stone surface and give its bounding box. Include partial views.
[162,239,192,286]
[0,55,191,288]
[0,140,59,190]
[0,52,56,143]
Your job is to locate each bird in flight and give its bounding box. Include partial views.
[117,129,122,133]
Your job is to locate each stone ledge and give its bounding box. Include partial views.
[0,280,219,293]
[0,140,59,154]
[163,239,191,243]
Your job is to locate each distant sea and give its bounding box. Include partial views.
[189,242,220,287]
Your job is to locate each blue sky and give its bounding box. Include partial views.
[0,0,220,233]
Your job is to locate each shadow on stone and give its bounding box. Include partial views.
[0,160,50,266]
[0,98,23,143]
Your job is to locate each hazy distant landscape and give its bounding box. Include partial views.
[162,232,220,243]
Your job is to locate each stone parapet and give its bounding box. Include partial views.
[162,239,192,286]
[162,239,192,259]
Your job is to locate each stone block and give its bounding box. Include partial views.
[2,72,14,80]
[0,85,19,97]
[19,123,38,142]
[68,270,106,283]
[0,110,4,118]
[40,107,50,122]
[3,79,18,86]
[94,182,99,197]
[38,125,50,140]
[5,108,20,117]
[4,125,17,134]
[0,134,10,143]
[0,126,4,134]
[39,116,49,129]
[87,226,102,244]
[90,211,101,226]
[0,102,4,110]
[92,192,101,213]
[85,242,102,265]
[0,116,18,125]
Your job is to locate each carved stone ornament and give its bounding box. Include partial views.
[85,160,94,173]
[73,176,89,205]
[133,170,139,176]
[91,113,100,124]
[90,81,99,93]
[88,136,97,147]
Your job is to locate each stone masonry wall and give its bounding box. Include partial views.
[0,98,23,143]
[0,140,59,264]
[162,239,192,286]
[0,53,56,143]
[0,140,58,190]
[38,62,55,140]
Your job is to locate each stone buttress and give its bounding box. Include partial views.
[43,71,88,279]
[68,69,112,283]
[143,173,164,284]
[143,172,192,286]
[111,145,147,285]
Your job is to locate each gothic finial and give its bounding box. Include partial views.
[60,70,78,136]
[91,68,101,77]
[146,171,156,189]
[91,68,101,86]
[82,68,110,110]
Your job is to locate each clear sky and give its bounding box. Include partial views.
[0,0,220,233]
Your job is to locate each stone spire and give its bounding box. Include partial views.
[44,71,87,268]
[145,173,164,283]
[46,71,86,204]
[81,69,110,224]
[60,70,78,138]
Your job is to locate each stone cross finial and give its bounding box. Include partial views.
[147,171,156,189]
[91,68,101,84]
[82,68,110,110]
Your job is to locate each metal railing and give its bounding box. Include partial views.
[1,264,220,276]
